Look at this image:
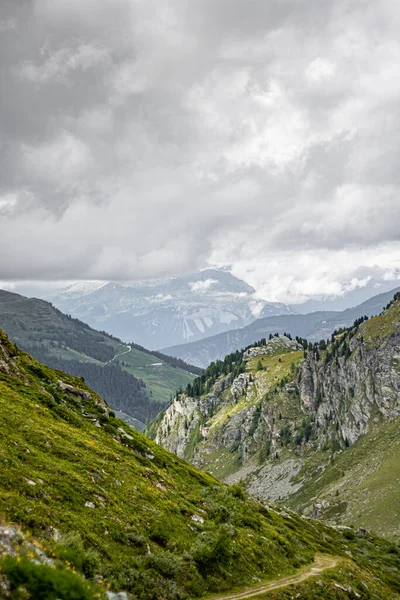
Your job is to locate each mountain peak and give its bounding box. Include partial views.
[48,271,293,349]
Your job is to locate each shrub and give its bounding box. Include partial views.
[0,556,100,600]
[144,552,181,580]
[149,522,171,547]
[55,532,100,579]
[192,527,233,575]
[230,483,246,500]
[209,504,231,524]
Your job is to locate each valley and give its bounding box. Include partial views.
[0,330,400,599]
[152,293,400,540]
[0,289,196,427]
[2,2,400,598]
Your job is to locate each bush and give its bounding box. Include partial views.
[55,532,100,579]
[144,552,181,580]
[209,504,231,524]
[126,532,148,550]
[149,523,170,547]
[230,483,246,500]
[0,556,101,600]
[192,528,233,576]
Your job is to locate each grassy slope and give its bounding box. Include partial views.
[0,289,194,408]
[170,301,400,544]
[362,297,400,347]
[192,344,304,481]
[286,412,400,540]
[118,343,194,404]
[281,301,400,539]
[1,331,400,599]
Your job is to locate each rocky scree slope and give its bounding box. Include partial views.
[152,295,400,539]
[1,331,400,599]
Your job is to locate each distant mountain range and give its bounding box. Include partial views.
[0,289,197,427]
[162,286,400,367]
[289,277,400,313]
[48,269,295,350]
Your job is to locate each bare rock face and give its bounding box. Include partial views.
[57,379,109,416]
[300,325,400,448]
[154,304,400,496]
[0,335,23,380]
[57,380,92,400]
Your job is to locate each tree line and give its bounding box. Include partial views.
[25,349,159,423]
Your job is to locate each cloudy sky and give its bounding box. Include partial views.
[1,0,400,303]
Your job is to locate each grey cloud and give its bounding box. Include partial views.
[0,0,399,300]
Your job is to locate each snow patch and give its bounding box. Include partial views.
[249,301,265,318]
[219,312,238,325]
[62,281,108,296]
[194,318,205,333]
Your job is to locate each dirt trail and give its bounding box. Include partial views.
[212,555,339,600]
[105,345,131,364]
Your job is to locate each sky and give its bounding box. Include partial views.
[1,0,400,304]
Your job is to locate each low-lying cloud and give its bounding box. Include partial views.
[0,0,399,301]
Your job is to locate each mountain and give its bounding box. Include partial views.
[1,331,400,600]
[48,270,294,350]
[290,278,400,314]
[0,289,197,427]
[152,293,400,541]
[162,286,400,368]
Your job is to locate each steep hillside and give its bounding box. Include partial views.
[0,289,195,426]
[162,286,400,367]
[2,332,400,599]
[153,295,400,540]
[49,270,294,349]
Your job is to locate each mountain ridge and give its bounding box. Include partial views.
[1,329,400,599]
[152,293,400,540]
[162,286,400,368]
[48,270,295,350]
[0,288,197,426]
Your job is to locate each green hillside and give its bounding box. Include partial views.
[152,296,400,542]
[1,331,400,599]
[0,289,195,425]
[116,342,196,405]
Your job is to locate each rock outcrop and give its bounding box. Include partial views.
[153,299,400,519]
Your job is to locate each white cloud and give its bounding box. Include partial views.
[189,279,218,293]
[0,0,399,302]
[18,43,111,84]
[0,193,17,215]
[0,18,16,32]
[305,57,336,82]
[21,133,92,184]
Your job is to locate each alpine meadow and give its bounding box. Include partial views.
[1,0,400,599]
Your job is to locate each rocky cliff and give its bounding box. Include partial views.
[152,295,400,538]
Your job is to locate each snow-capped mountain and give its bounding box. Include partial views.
[50,270,295,350]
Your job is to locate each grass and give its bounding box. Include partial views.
[361,300,400,347]
[0,290,195,415]
[1,331,400,599]
[286,418,400,540]
[118,345,194,405]
[257,561,400,599]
